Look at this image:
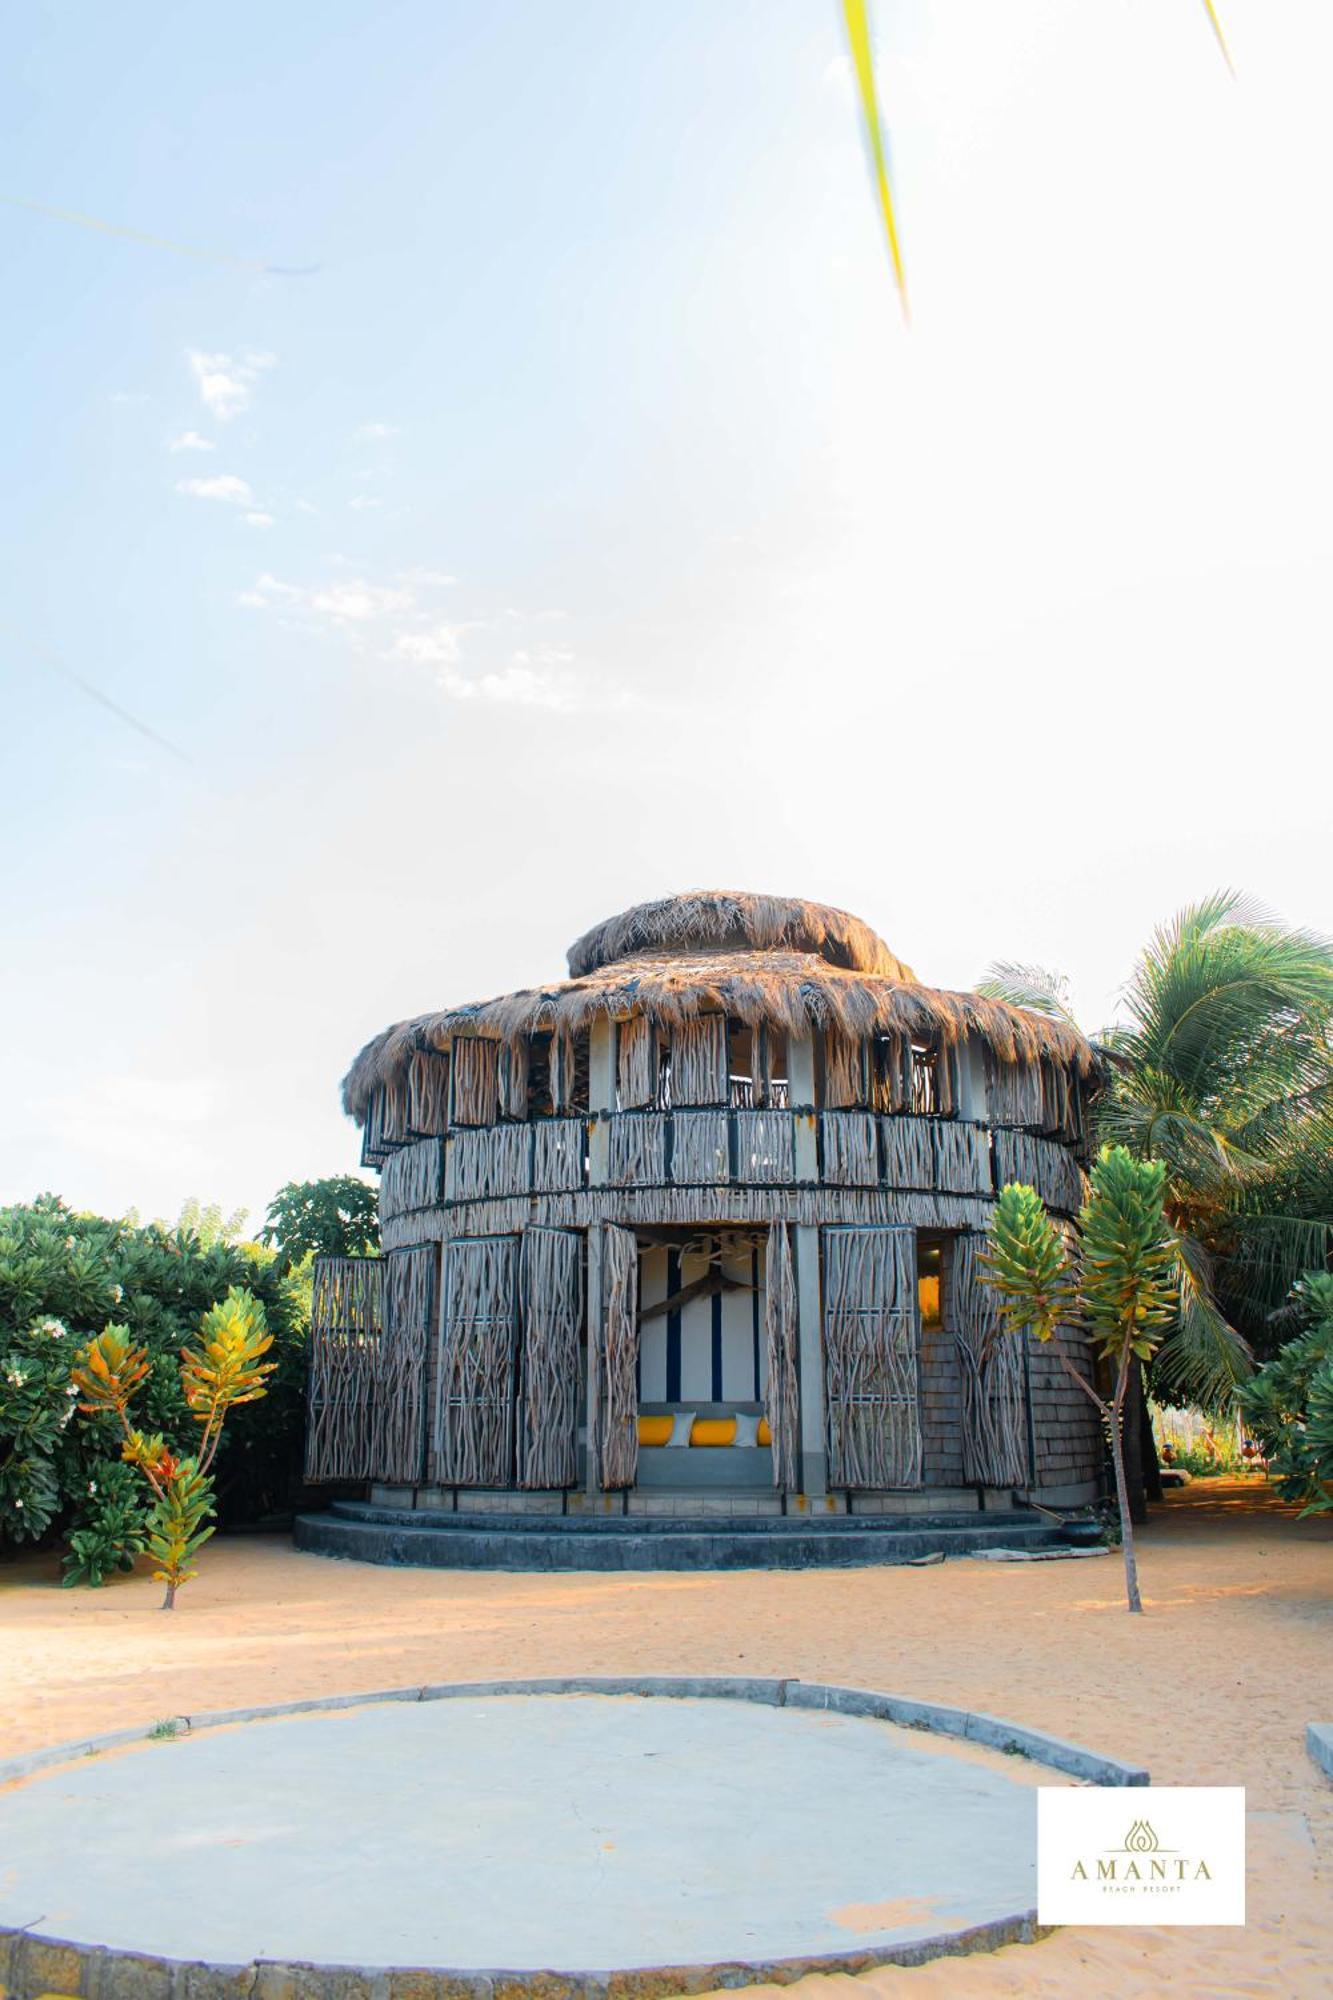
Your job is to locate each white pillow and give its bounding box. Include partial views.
[731,1411,761,1448]
[667,1411,696,1447]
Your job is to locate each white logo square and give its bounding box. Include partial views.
[1038,1786,1245,1925]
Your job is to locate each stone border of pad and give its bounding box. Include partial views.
[0,1676,1149,2000]
[1309,1722,1333,1781]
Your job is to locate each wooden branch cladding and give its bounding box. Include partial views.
[381,1138,445,1218]
[822,1227,923,1490]
[992,1128,1085,1216]
[617,1014,658,1110]
[984,1049,1084,1143]
[670,1109,729,1186]
[608,1113,668,1187]
[435,1236,519,1486]
[599,1223,639,1488]
[531,1117,586,1192]
[445,1124,530,1204]
[517,1228,582,1489]
[821,1111,879,1186]
[407,1050,450,1135]
[881,1117,991,1195]
[950,1236,1026,1487]
[452,1037,501,1127]
[671,1014,729,1105]
[734,1109,796,1184]
[306,1252,437,1482]
[763,1221,800,1491]
[382,1182,999,1251]
[305,1256,384,1481]
[372,1246,435,1481]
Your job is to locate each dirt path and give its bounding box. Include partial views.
[2,1478,1328,1996]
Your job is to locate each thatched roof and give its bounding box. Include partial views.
[567,892,915,981]
[342,891,1096,1118]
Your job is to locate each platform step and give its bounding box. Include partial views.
[295,1505,1063,1571]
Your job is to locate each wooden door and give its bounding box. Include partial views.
[436,1236,519,1486]
[822,1226,923,1489]
[517,1228,583,1489]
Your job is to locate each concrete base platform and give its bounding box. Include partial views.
[0,1680,1148,1996]
[295,1499,1063,1570]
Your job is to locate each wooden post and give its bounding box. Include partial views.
[587,1017,616,1187]
[584,1221,602,1495]
[786,1035,826,1498]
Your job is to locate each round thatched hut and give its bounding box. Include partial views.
[297,892,1106,1566]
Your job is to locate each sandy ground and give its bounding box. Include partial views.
[1,1477,1329,1998]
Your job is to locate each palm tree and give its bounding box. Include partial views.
[979,895,1333,1408]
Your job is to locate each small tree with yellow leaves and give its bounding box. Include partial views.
[71,1288,275,1608]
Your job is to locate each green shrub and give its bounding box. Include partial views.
[1237,1272,1333,1515]
[0,1195,308,1572]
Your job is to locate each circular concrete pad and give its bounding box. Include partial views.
[0,1693,1042,1979]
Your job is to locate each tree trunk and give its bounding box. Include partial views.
[1110,1360,1144,1614]
[161,1581,176,1610]
[1121,1361,1150,1523]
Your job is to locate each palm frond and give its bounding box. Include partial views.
[976,961,1082,1032]
[1150,1232,1253,1409]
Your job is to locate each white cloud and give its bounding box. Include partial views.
[245,512,275,529]
[168,430,215,453]
[436,661,584,711]
[187,349,275,421]
[349,494,382,511]
[392,622,463,667]
[239,573,412,622]
[177,474,255,506]
[356,422,400,439]
[396,566,457,588]
[43,1075,219,1177]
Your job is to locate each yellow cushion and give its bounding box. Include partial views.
[757,1416,772,1446]
[690,1417,738,1447]
[637,1415,673,1446]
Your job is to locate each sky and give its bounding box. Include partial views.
[3,0,1330,1227]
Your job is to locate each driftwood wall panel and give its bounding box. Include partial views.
[532,1117,587,1193]
[671,1110,729,1185]
[933,1120,993,1196]
[822,1227,923,1490]
[823,1032,866,1109]
[517,1228,582,1489]
[452,1037,502,1127]
[599,1223,639,1488]
[499,1040,529,1122]
[880,1117,937,1189]
[734,1109,796,1184]
[435,1236,519,1486]
[670,1015,728,1105]
[763,1221,800,1490]
[445,1124,530,1204]
[371,1246,436,1481]
[305,1257,384,1481]
[617,1015,658,1109]
[608,1113,667,1187]
[381,1138,445,1222]
[992,1128,1085,1216]
[407,1051,450,1136]
[951,1236,1027,1487]
[821,1111,879,1186]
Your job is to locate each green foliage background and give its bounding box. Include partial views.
[0,1195,310,1575]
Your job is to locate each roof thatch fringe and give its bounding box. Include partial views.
[342,947,1097,1119]
[566,891,914,980]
